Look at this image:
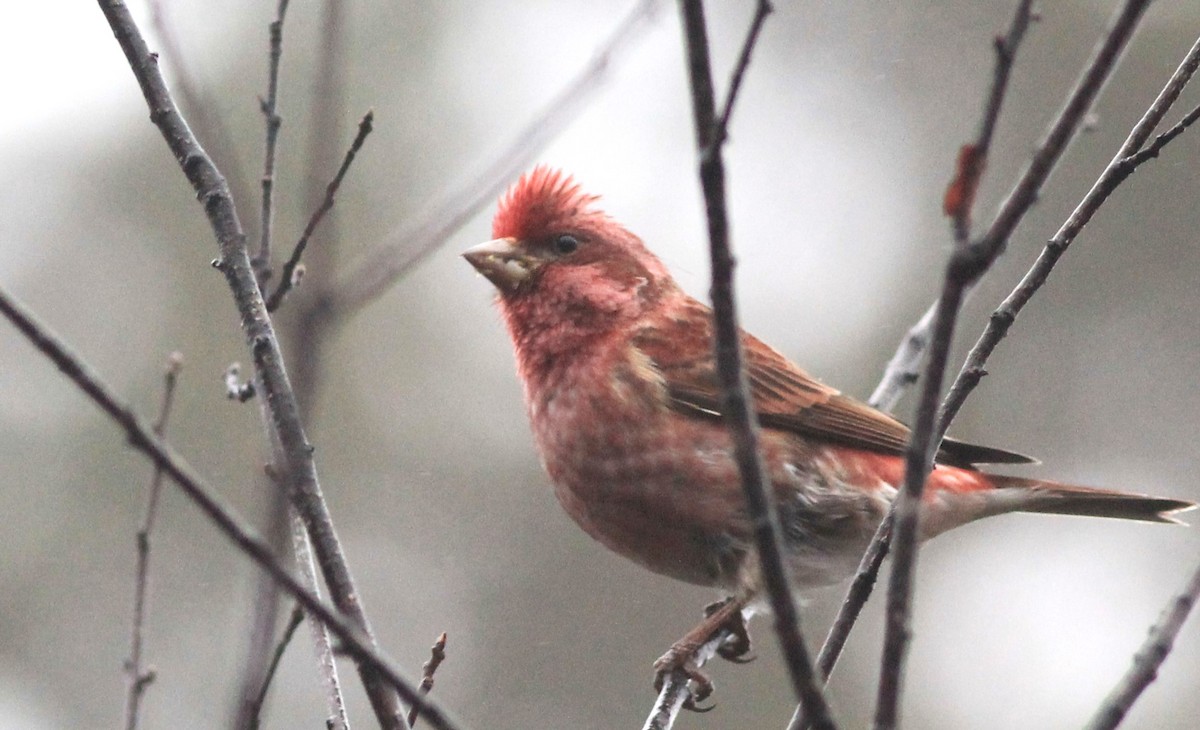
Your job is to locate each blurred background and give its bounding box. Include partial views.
[2,1,1199,728]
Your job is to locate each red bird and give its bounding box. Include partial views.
[463,167,1193,685]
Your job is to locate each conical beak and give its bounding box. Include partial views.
[462,237,536,292]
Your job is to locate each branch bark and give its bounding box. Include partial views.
[1084,560,1200,730]
[873,3,1153,727]
[97,2,405,725]
[677,1,835,727]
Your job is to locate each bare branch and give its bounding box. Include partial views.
[407,633,448,729]
[147,0,254,221]
[874,3,1152,727]
[938,33,1200,436]
[1084,560,1200,730]
[97,2,407,725]
[248,604,304,730]
[253,0,292,284]
[267,110,375,313]
[714,0,772,139]
[0,284,467,730]
[123,351,183,730]
[331,0,664,315]
[678,0,833,725]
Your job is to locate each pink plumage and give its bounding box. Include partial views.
[465,167,1194,596]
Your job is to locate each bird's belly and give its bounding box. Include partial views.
[533,388,748,588]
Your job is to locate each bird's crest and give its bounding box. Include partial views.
[492,166,605,241]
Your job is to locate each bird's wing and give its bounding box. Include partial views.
[633,297,1033,467]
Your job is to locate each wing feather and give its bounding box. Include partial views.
[633,297,1033,467]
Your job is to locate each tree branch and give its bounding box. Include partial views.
[1084,560,1200,730]
[0,284,467,730]
[247,604,304,730]
[123,351,183,730]
[253,0,291,284]
[97,2,406,725]
[267,110,375,313]
[407,633,448,729]
[873,3,1153,727]
[938,32,1200,436]
[677,0,835,726]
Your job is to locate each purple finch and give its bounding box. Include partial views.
[463,166,1193,683]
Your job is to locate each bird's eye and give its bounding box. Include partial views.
[553,234,580,255]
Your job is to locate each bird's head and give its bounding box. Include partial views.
[464,167,676,363]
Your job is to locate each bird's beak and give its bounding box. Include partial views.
[462,237,537,293]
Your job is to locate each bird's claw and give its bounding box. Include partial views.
[703,599,754,663]
[653,644,716,712]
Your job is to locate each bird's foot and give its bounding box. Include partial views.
[653,643,716,711]
[651,596,749,711]
[703,598,754,663]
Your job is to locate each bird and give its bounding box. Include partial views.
[462,166,1194,697]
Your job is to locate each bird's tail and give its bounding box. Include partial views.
[989,475,1196,525]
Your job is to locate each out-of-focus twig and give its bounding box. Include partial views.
[873,3,1152,728]
[0,283,467,730]
[253,0,291,284]
[267,110,375,312]
[331,0,665,315]
[1084,560,1200,730]
[247,604,304,730]
[123,351,183,730]
[678,0,834,726]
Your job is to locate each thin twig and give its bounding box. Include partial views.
[97,3,406,725]
[715,0,773,138]
[254,0,291,284]
[873,3,1152,727]
[938,33,1200,437]
[678,0,834,726]
[267,110,375,312]
[248,604,305,730]
[407,633,448,729]
[331,0,665,315]
[1084,560,1200,730]
[799,7,1039,728]
[123,351,183,730]
[0,284,467,730]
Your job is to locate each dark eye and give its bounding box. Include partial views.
[554,234,580,255]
